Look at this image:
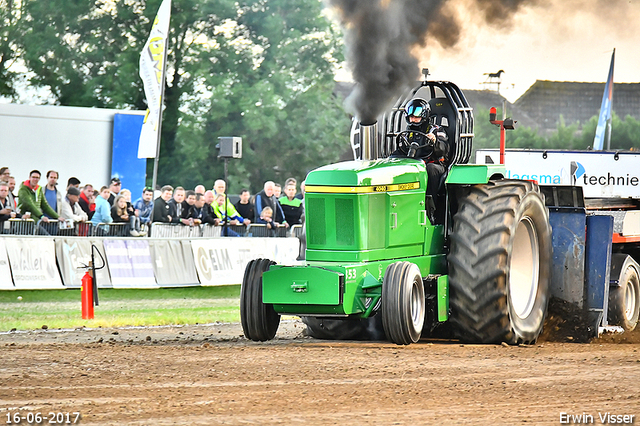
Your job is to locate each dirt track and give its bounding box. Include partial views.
[1,321,639,425]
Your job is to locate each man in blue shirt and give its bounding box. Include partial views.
[133,187,154,225]
[43,170,62,218]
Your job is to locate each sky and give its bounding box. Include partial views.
[5,0,640,107]
[334,0,640,103]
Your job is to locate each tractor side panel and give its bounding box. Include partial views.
[387,191,426,247]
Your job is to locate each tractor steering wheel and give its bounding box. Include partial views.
[396,130,434,158]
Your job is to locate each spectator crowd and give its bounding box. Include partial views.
[0,166,305,238]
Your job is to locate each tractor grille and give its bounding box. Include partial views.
[307,196,357,248]
[335,198,355,246]
[308,197,326,245]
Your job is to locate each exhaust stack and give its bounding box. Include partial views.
[359,121,379,160]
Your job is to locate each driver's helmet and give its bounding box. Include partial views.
[404,98,430,125]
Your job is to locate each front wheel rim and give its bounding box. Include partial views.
[410,278,423,330]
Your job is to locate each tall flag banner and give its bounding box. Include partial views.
[593,49,615,151]
[138,0,171,158]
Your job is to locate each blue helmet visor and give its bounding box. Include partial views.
[406,104,425,117]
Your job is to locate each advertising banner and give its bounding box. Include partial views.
[5,238,64,289]
[149,239,199,286]
[103,239,156,288]
[55,238,112,288]
[0,239,14,289]
[476,149,640,199]
[191,238,300,286]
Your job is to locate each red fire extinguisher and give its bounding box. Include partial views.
[81,267,94,320]
[81,244,102,320]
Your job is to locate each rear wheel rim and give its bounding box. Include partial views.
[509,217,540,319]
[624,272,638,322]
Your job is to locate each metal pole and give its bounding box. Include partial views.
[502,100,507,164]
[150,33,170,192]
[224,158,228,187]
[91,245,98,306]
[606,49,615,151]
[224,158,229,236]
[499,125,506,165]
[490,107,507,165]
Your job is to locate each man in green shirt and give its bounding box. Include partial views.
[17,170,60,222]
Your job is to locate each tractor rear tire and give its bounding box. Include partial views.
[449,180,552,344]
[608,254,640,331]
[381,262,425,345]
[240,258,280,341]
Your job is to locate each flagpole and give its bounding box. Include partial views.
[138,0,171,191]
[606,71,614,151]
[151,39,169,193]
[606,118,612,151]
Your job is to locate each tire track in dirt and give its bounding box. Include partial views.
[1,322,639,425]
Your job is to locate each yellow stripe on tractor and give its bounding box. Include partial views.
[305,181,420,194]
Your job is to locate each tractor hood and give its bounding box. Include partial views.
[303,157,441,263]
[305,158,427,190]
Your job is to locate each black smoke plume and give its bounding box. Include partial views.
[326,0,538,124]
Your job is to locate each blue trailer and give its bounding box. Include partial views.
[477,149,640,335]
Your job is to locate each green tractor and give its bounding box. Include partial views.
[241,80,552,345]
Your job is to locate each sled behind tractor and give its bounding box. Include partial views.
[240,78,639,345]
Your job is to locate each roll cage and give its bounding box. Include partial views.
[350,79,474,167]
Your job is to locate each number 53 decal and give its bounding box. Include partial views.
[346,269,357,281]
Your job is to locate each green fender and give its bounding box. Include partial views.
[445,164,506,185]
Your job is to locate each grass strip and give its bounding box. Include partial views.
[0,286,241,331]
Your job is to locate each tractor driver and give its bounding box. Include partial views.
[392,98,449,199]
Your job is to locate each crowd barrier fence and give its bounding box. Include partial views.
[0,233,301,290]
[290,224,303,238]
[149,222,203,238]
[5,219,134,237]
[5,219,303,239]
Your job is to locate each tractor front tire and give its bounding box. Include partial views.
[381,262,425,345]
[449,180,552,344]
[608,254,640,331]
[240,258,280,341]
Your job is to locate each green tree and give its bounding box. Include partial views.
[171,0,348,192]
[11,0,348,193]
[0,0,26,97]
[602,114,640,151]
[17,0,239,181]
